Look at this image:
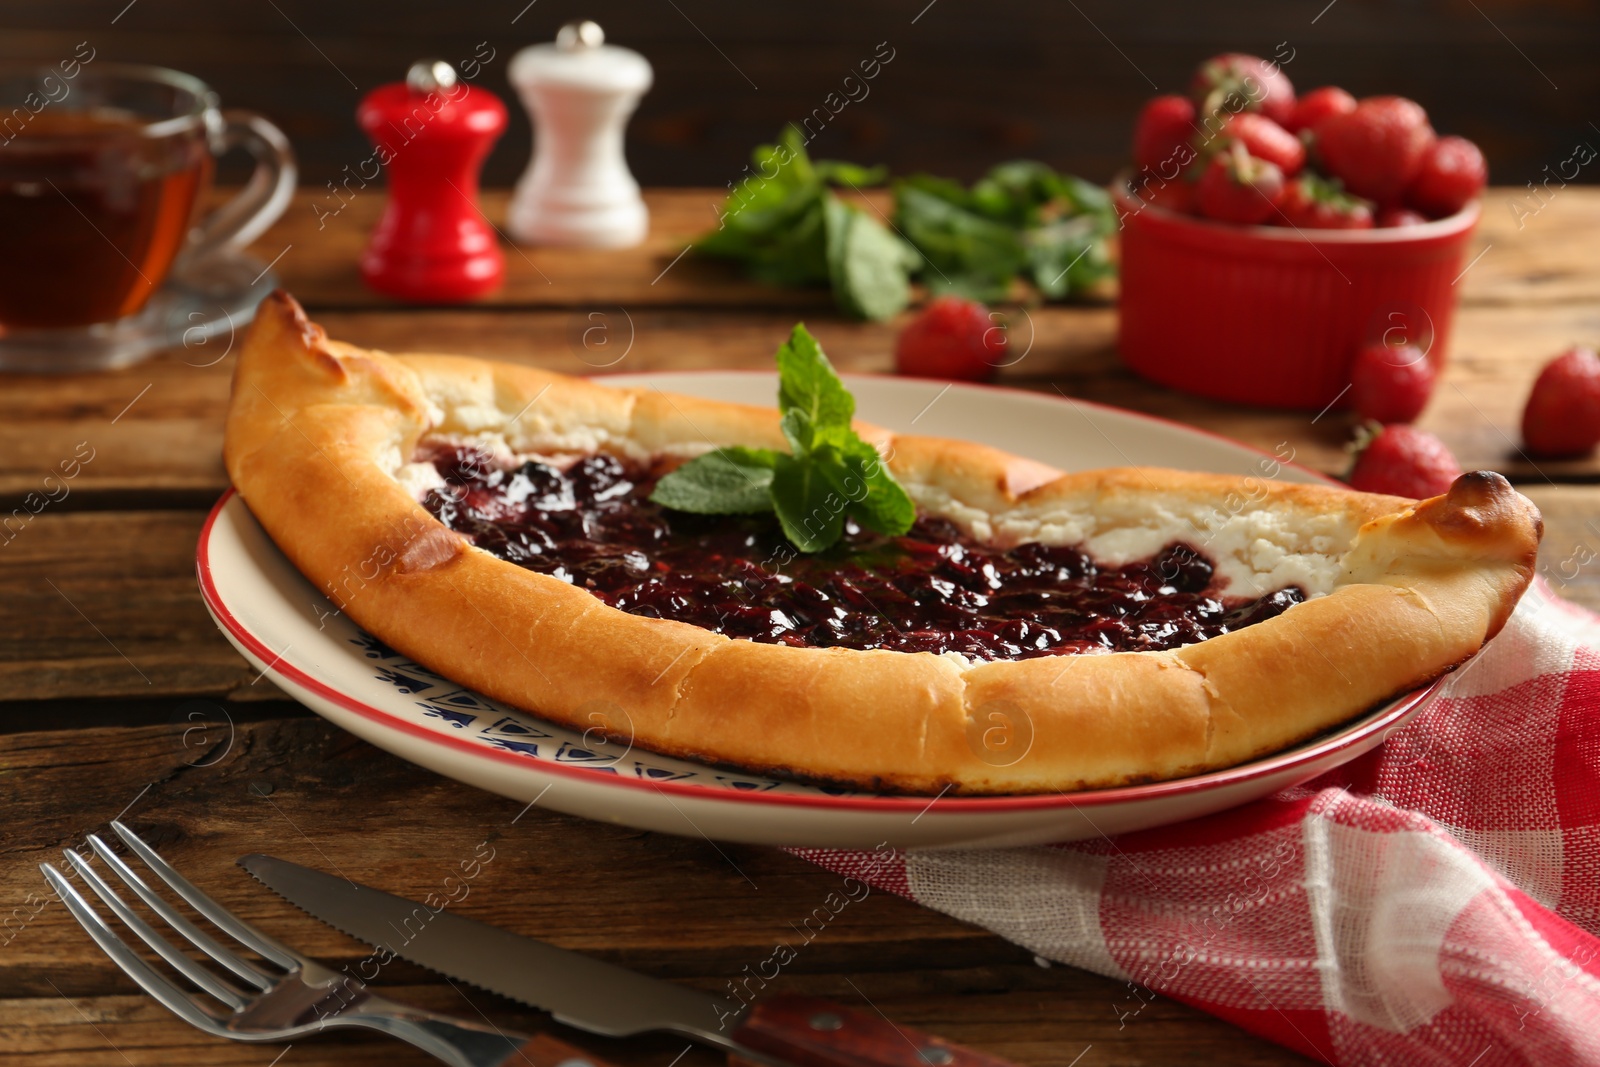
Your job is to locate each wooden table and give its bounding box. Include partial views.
[3,188,1597,1067]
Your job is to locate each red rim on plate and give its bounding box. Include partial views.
[197,380,1438,815]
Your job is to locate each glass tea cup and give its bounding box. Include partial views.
[0,61,295,370]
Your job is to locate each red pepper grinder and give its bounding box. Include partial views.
[357,60,507,302]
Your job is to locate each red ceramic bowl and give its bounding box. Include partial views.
[1114,182,1481,410]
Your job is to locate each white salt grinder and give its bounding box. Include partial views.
[507,20,652,247]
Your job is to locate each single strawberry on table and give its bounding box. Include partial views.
[1347,424,1463,498]
[1276,172,1374,229]
[1285,86,1356,134]
[1406,135,1488,218]
[1133,94,1198,173]
[1313,95,1436,203]
[1212,111,1305,175]
[895,295,1008,382]
[1196,143,1284,225]
[1521,346,1600,457]
[1350,341,1435,423]
[1190,52,1296,126]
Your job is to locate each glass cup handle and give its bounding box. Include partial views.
[180,109,297,268]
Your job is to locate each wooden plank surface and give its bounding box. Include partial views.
[0,719,1308,1067]
[3,185,1598,1067]
[3,299,1600,505]
[2,189,1598,508]
[264,188,1600,310]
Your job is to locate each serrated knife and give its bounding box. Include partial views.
[240,854,1025,1067]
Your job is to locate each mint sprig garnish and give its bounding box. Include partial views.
[648,324,914,553]
[646,446,775,514]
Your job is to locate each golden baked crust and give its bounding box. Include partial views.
[224,292,1543,794]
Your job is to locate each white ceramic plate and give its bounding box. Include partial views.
[198,373,1433,850]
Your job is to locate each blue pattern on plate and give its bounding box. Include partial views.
[348,631,853,797]
[417,703,476,729]
[376,666,437,695]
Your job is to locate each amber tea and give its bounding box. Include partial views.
[0,107,211,329]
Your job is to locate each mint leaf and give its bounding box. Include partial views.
[825,196,919,322]
[648,447,777,514]
[1026,214,1114,300]
[893,183,1024,300]
[827,436,914,537]
[697,128,903,308]
[814,159,889,187]
[779,407,817,457]
[771,452,844,553]
[893,160,1115,301]
[776,323,854,445]
[698,128,831,286]
[650,323,917,553]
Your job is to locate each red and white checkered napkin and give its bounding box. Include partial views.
[796,582,1600,1066]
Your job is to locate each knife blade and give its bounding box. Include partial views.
[239,853,739,1049]
[240,854,1029,1067]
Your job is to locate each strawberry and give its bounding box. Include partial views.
[1314,96,1436,203]
[1195,144,1284,225]
[1213,111,1305,175]
[1286,86,1356,134]
[895,295,1007,382]
[1350,342,1435,423]
[1134,175,1194,216]
[1376,206,1429,228]
[1276,173,1374,229]
[1521,346,1600,457]
[1134,95,1198,173]
[1190,53,1296,126]
[1347,424,1463,498]
[1406,135,1488,218]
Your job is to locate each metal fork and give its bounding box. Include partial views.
[41,821,553,1067]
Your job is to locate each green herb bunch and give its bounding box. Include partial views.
[895,160,1117,303]
[697,127,1117,320]
[649,324,914,553]
[697,127,922,322]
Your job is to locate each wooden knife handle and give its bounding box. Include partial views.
[729,993,1024,1067]
[507,1032,629,1067]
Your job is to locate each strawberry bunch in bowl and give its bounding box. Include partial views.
[1131,53,1488,228]
[1115,52,1488,410]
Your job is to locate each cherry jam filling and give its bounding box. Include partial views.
[419,444,1305,661]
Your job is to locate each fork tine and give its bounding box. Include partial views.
[86,835,274,991]
[64,849,250,1011]
[111,821,300,972]
[41,863,228,1035]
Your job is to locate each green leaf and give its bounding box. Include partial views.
[827,436,914,537]
[814,159,890,188]
[894,184,1025,290]
[648,447,777,514]
[1056,173,1114,217]
[892,162,1115,303]
[649,319,919,553]
[697,128,832,286]
[771,452,843,553]
[699,134,1116,309]
[922,271,1015,304]
[776,322,855,444]
[779,407,817,457]
[825,196,920,322]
